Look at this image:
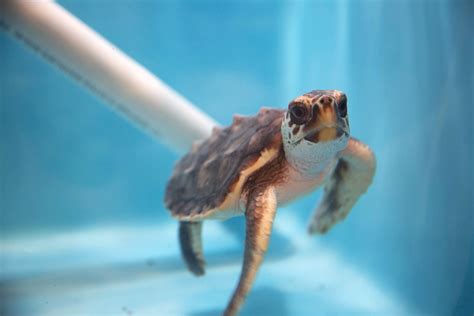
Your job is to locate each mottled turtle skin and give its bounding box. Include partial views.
[165,90,376,316]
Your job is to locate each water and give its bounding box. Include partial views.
[1,1,473,315]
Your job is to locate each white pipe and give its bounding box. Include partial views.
[0,0,218,153]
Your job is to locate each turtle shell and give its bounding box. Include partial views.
[165,108,284,220]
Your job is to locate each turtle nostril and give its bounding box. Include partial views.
[319,96,334,108]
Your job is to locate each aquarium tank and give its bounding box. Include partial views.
[1,1,472,315]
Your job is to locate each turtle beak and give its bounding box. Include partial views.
[304,95,346,143]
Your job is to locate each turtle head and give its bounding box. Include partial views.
[282,90,350,172]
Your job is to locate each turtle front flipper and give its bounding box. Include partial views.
[224,187,277,316]
[308,137,376,234]
[179,221,205,276]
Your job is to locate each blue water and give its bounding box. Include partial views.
[1,1,473,315]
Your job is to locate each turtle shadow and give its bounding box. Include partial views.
[190,286,289,316]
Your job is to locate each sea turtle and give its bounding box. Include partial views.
[165,90,376,316]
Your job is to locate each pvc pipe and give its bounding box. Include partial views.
[0,0,218,153]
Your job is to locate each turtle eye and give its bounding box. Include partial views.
[289,105,308,125]
[338,96,347,118]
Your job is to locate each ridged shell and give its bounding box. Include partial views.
[165,108,284,219]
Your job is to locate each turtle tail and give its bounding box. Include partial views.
[179,221,206,276]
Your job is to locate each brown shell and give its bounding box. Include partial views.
[165,108,284,219]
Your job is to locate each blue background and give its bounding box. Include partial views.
[1,1,473,315]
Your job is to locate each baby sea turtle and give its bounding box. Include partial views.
[165,90,376,316]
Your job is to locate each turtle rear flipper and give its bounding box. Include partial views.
[179,221,205,276]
